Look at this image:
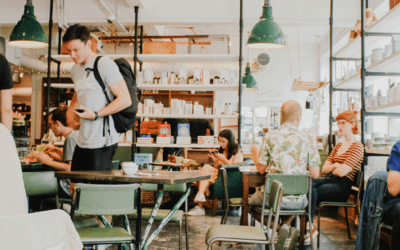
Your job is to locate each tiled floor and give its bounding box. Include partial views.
[106,207,360,250]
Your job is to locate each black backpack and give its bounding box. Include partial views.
[92,56,138,133]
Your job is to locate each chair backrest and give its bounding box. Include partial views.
[353,170,364,207]
[140,183,187,192]
[263,180,284,241]
[265,174,309,196]
[22,171,58,196]
[71,183,140,218]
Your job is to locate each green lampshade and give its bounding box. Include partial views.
[243,63,258,91]
[247,4,286,50]
[8,1,48,49]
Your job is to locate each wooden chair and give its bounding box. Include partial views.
[205,180,284,250]
[70,183,142,250]
[317,171,363,249]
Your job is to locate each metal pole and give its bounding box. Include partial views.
[329,0,333,153]
[361,0,366,172]
[132,6,139,162]
[238,0,243,146]
[46,0,54,133]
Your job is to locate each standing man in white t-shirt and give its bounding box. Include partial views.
[63,24,131,172]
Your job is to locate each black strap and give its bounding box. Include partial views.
[91,56,113,104]
[85,56,111,139]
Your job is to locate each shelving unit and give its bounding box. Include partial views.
[137,84,239,91]
[47,54,239,63]
[129,6,241,159]
[329,0,400,166]
[137,114,238,119]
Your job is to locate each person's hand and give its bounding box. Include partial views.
[75,105,96,120]
[208,153,217,162]
[32,152,51,164]
[42,144,56,154]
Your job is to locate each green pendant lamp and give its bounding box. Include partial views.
[247,0,286,50]
[8,0,48,49]
[243,63,258,91]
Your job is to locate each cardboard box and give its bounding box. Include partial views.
[176,137,191,145]
[156,136,171,144]
[198,136,215,145]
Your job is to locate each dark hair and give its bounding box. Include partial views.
[50,109,67,126]
[218,129,239,160]
[62,24,91,44]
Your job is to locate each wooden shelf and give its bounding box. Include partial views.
[334,4,400,58]
[137,84,238,91]
[48,54,239,63]
[365,148,391,155]
[44,83,74,89]
[366,101,400,113]
[333,51,400,89]
[135,143,220,148]
[137,113,238,119]
[142,92,213,97]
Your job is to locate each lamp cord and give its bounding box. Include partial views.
[297,26,301,80]
[287,35,294,82]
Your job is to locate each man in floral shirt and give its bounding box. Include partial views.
[250,100,320,249]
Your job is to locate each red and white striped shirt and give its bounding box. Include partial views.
[327,141,364,182]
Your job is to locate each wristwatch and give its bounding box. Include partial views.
[94,111,100,120]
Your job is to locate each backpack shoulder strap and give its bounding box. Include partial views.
[92,56,112,104]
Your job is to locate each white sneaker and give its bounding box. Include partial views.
[187,205,205,216]
[194,193,206,203]
[303,228,318,245]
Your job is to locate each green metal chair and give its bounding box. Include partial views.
[205,180,284,250]
[70,183,142,250]
[250,174,314,249]
[317,170,363,249]
[22,171,59,211]
[208,159,254,217]
[128,183,189,250]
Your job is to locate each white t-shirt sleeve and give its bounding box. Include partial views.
[98,57,124,88]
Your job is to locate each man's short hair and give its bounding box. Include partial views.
[62,24,91,44]
[50,109,68,127]
[281,100,302,123]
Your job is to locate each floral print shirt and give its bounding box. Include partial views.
[258,123,321,204]
[259,123,321,173]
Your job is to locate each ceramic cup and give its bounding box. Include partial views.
[372,48,384,61]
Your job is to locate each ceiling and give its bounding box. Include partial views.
[0,0,366,47]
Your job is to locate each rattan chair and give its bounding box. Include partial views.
[70,183,142,250]
[205,180,284,250]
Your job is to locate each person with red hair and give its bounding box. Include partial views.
[309,110,364,242]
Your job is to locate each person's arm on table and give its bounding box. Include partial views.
[76,79,131,120]
[1,89,13,132]
[33,152,71,171]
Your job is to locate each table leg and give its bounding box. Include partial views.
[242,174,249,226]
[141,186,191,250]
[140,187,164,249]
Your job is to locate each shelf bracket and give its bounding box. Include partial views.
[365,32,400,37]
[365,72,400,77]
[365,112,400,116]
[332,88,361,92]
[332,57,361,61]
